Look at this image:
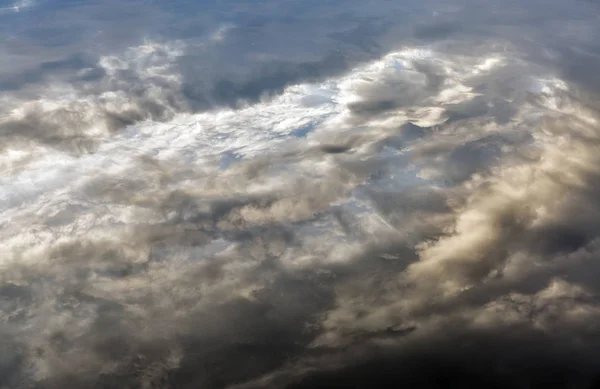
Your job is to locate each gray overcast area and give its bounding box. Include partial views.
[2,0,600,388]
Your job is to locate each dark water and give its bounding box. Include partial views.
[2,1,600,388]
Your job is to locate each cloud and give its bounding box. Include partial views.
[3,1,600,387]
[2,0,597,158]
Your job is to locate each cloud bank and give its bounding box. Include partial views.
[3,1,600,388]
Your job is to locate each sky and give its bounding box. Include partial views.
[2,0,600,388]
